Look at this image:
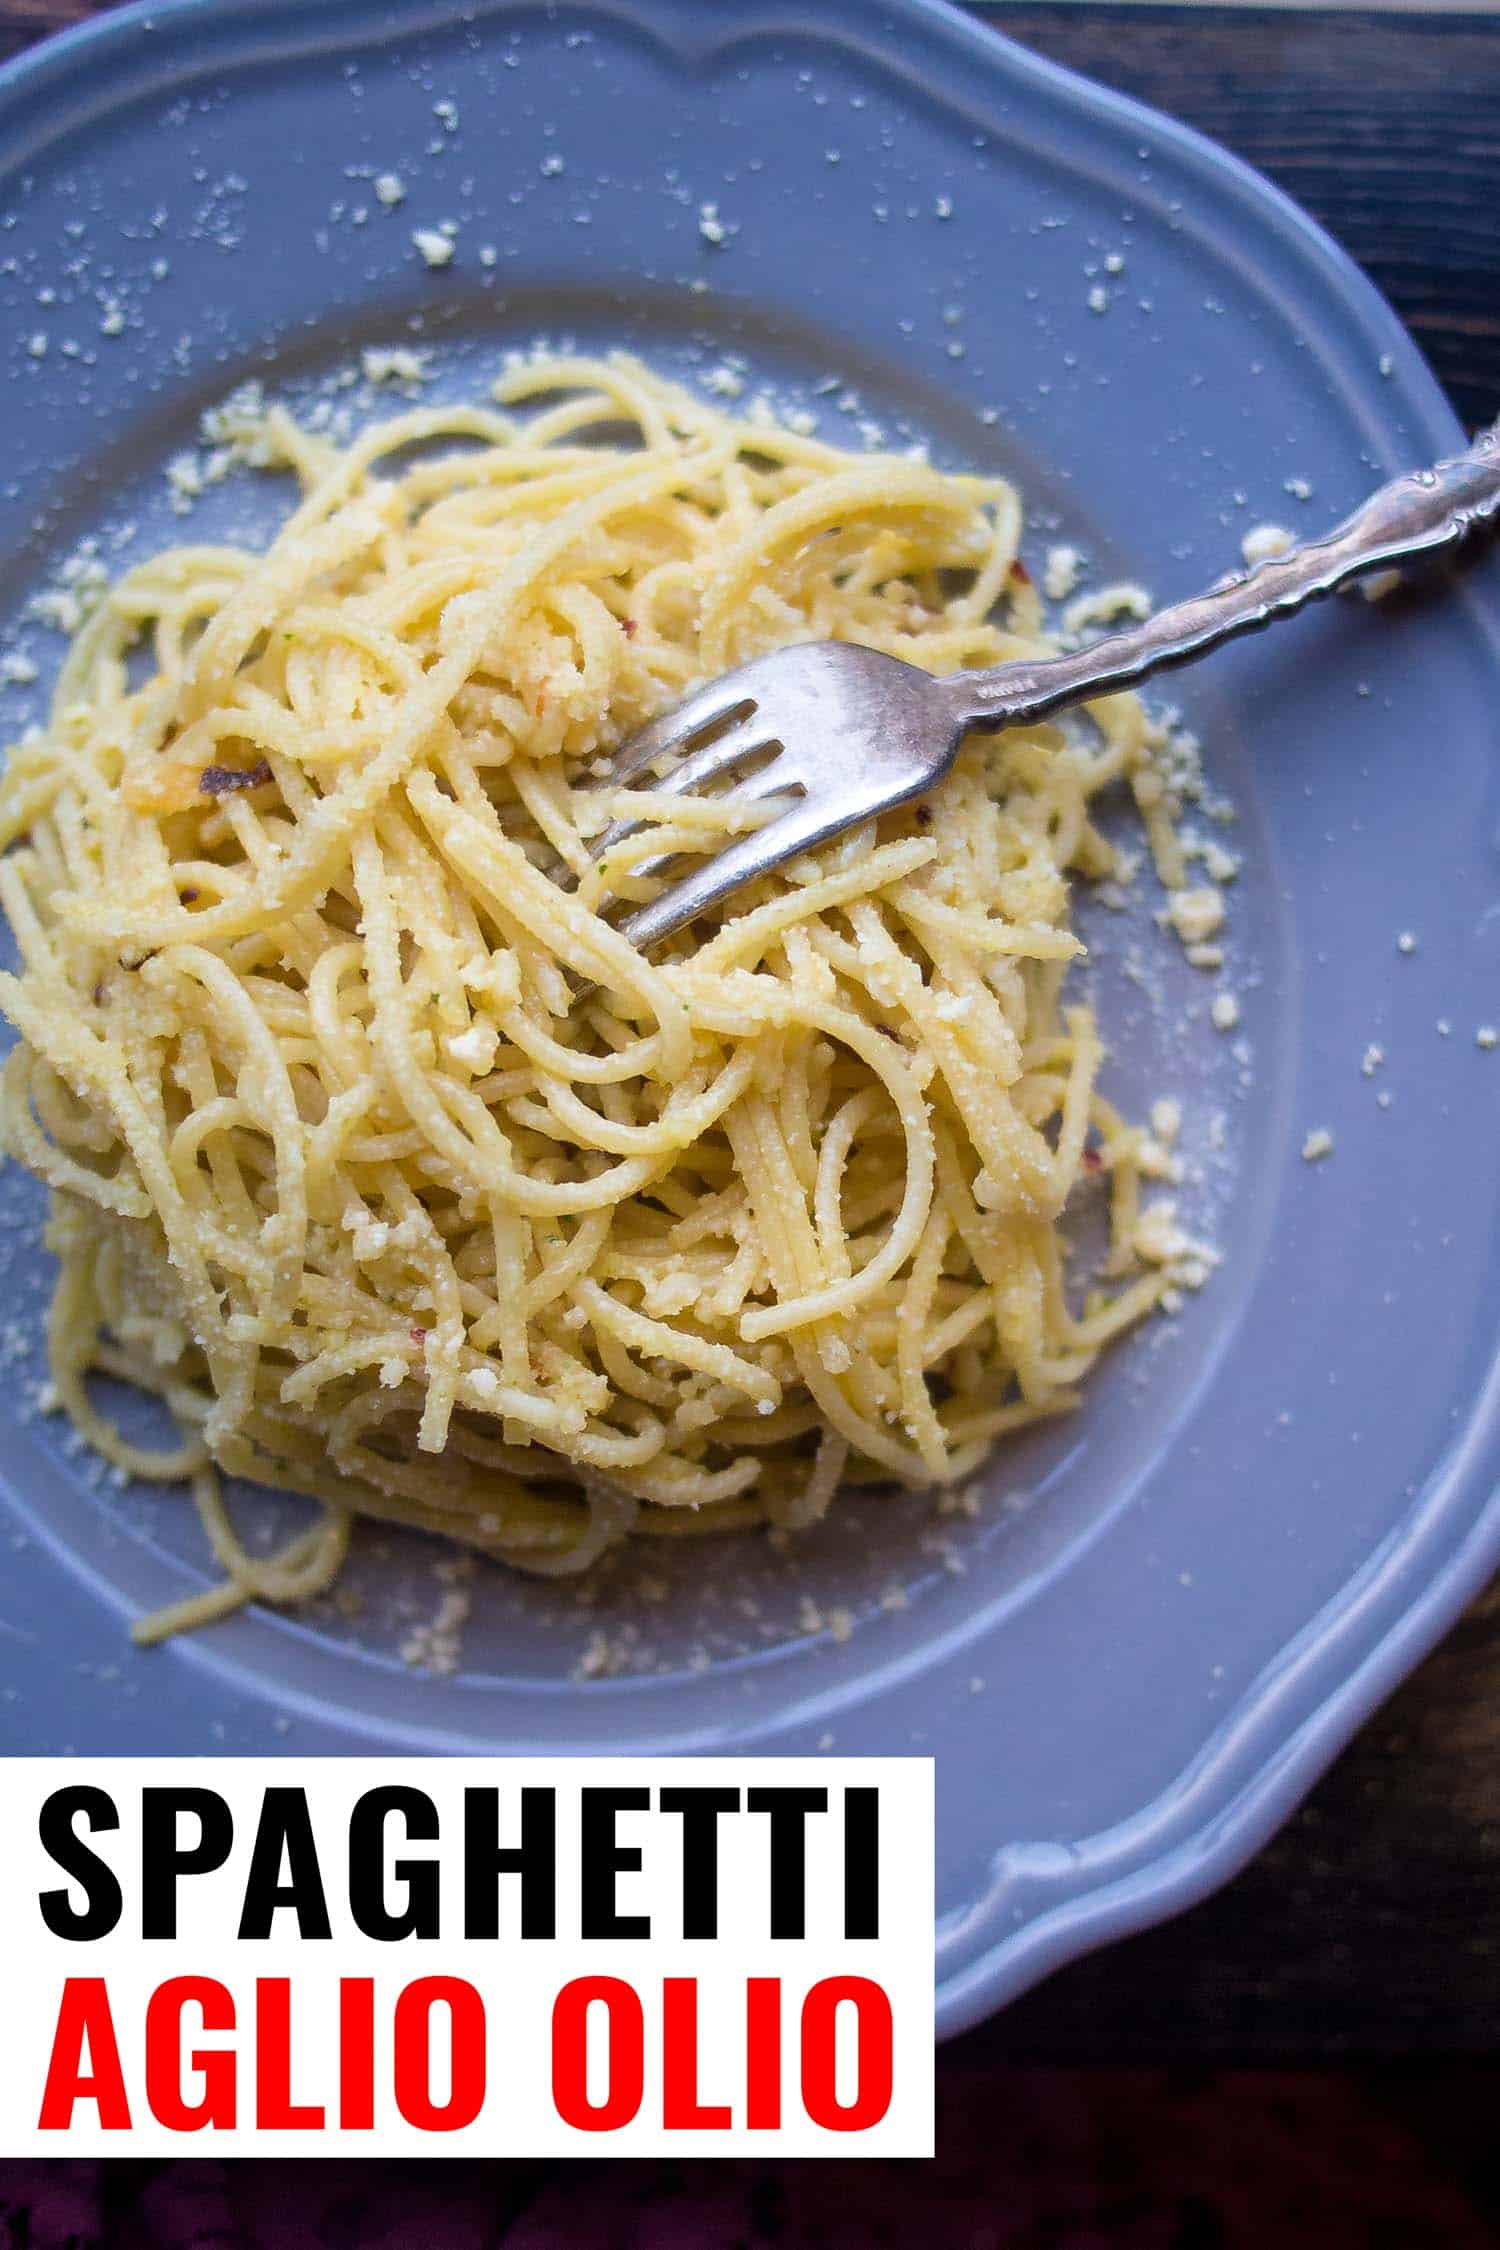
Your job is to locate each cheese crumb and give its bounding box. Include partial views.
[1361,1043,1385,1076]
[445,1021,497,1074]
[1301,1127,1335,1162]
[348,1216,390,1262]
[1166,885,1225,948]
[575,1631,611,1680]
[1397,931,1417,955]
[166,452,207,510]
[1361,567,1402,604]
[373,172,406,206]
[1133,1199,1219,1284]
[1043,544,1082,601]
[361,345,430,386]
[1478,1026,1497,1050]
[412,227,455,267]
[1210,992,1240,1032]
[1241,522,1293,567]
[1199,837,1239,885]
[400,1569,474,1676]
[1149,1097,1181,1146]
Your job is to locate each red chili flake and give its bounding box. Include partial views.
[619,616,638,639]
[410,1327,429,1346]
[1009,559,1033,586]
[1082,1146,1103,1172]
[914,805,932,827]
[179,887,200,904]
[199,760,272,797]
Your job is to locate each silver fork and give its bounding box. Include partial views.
[588,423,1500,953]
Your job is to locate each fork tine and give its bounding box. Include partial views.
[591,755,799,890]
[588,723,780,866]
[605,670,763,786]
[647,721,780,802]
[723,758,802,811]
[616,789,862,956]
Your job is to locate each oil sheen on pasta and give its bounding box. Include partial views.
[0,355,1186,1643]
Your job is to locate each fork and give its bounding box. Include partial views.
[587,421,1500,953]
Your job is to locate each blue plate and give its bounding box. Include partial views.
[1,0,1498,2034]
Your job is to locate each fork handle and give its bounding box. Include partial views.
[947,420,1500,731]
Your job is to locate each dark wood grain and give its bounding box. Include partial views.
[0,0,92,37]
[2,0,1499,2059]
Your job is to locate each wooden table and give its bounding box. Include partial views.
[3,0,1498,2058]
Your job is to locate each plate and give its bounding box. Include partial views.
[1,0,1498,2034]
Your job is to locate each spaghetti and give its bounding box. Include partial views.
[0,354,1189,1644]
